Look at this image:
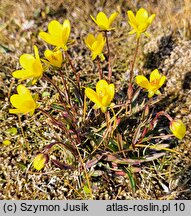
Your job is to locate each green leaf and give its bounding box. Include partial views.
[123,167,136,193]
[51,103,65,111]
[16,162,27,171]
[6,127,18,136]
[83,185,91,194]
[108,139,118,152]
[42,92,50,98]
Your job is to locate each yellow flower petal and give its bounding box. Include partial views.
[92,52,98,60]
[138,22,149,33]
[90,15,97,24]
[107,83,115,102]
[9,108,20,114]
[85,33,95,48]
[39,32,54,45]
[17,84,31,96]
[62,19,70,48]
[19,54,35,70]
[127,11,137,28]
[96,79,108,96]
[13,46,43,83]
[108,12,118,27]
[12,70,32,80]
[136,8,148,23]
[96,12,109,30]
[135,75,150,89]
[85,88,102,108]
[150,69,161,82]
[92,41,104,56]
[102,95,110,107]
[48,20,63,37]
[10,95,22,108]
[148,14,156,24]
[34,45,40,60]
[159,75,166,87]
[44,49,53,60]
[97,33,104,41]
[33,60,43,77]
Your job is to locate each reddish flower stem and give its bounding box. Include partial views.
[105,31,112,83]
[126,37,140,112]
[43,74,65,104]
[43,74,75,122]
[65,51,81,90]
[44,141,77,156]
[97,57,103,79]
[154,111,173,122]
[135,111,173,146]
[129,37,140,84]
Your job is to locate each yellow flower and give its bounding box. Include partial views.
[90,11,118,31]
[12,46,43,84]
[135,69,166,98]
[85,33,106,60]
[85,79,115,113]
[43,49,63,67]
[33,153,48,171]
[127,8,155,38]
[39,19,70,50]
[170,119,186,140]
[9,85,38,116]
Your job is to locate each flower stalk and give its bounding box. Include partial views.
[105,31,112,83]
[65,51,81,91]
[129,37,140,84]
[97,57,103,79]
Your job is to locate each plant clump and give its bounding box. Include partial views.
[9,7,186,199]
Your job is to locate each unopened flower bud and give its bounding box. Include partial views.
[33,153,49,171]
[128,83,133,100]
[170,119,186,140]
